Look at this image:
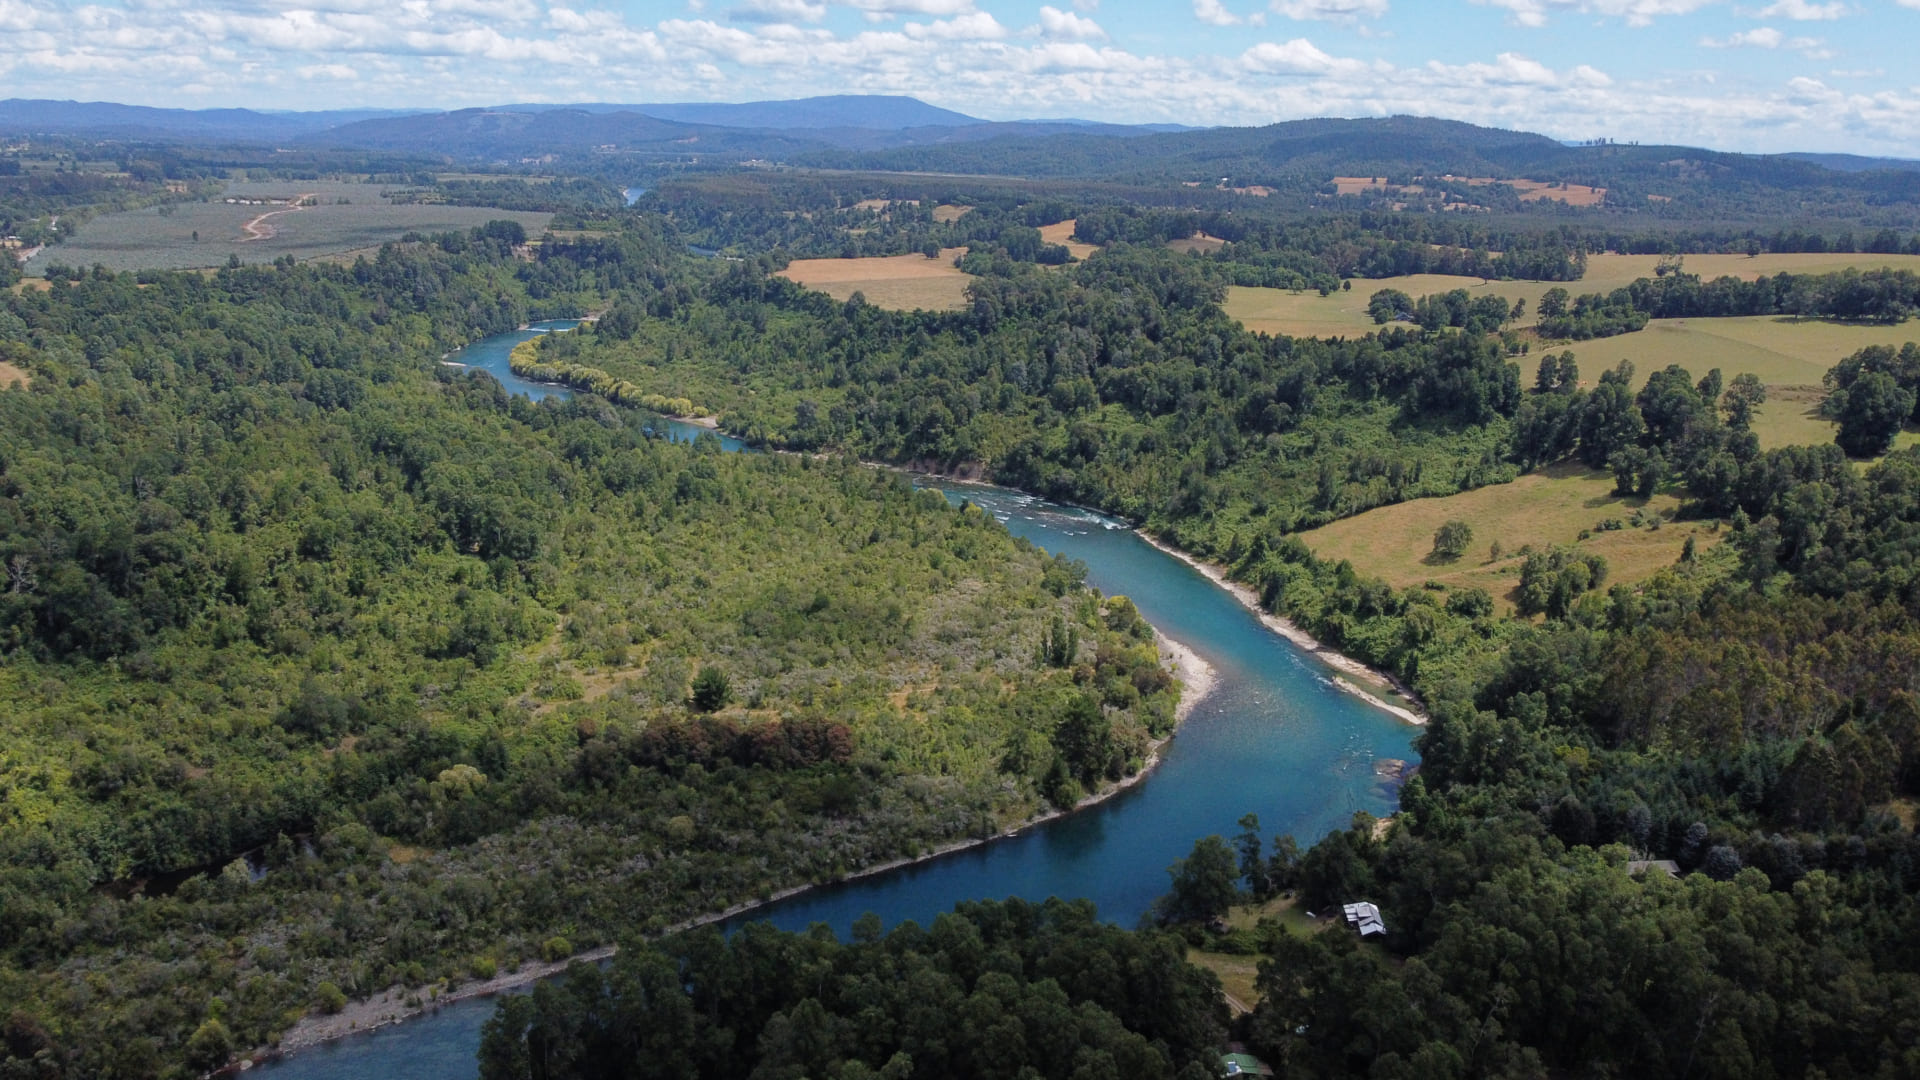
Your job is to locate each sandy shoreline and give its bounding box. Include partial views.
[268,629,1220,1061]
[1136,534,1427,726]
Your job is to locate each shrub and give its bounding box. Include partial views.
[315,981,347,1015]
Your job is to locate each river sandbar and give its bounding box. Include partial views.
[1137,534,1427,726]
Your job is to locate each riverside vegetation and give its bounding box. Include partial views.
[10,137,1920,1078]
[0,225,1180,1076]
[486,191,1920,1077]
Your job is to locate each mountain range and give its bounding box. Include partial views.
[0,95,1191,154]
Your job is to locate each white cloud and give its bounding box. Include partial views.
[1037,5,1106,38]
[1269,0,1388,20]
[1475,0,1714,27]
[1193,0,1241,26]
[3,0,1920,158]
[1239,37,1338,73]
[1750,0,1844,18]
[834,0,974,17]
[1704,25,1785,44]
[1701,25,1829,53]
[729,0,827,23]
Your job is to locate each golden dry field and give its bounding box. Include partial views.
[932,204,973,223]
[777,247,973,311]
[1297,463,1718,611]
[1039,219,1101,261]
[0,360,30,388]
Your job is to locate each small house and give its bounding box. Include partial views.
[1221,1050,1275,1077]
[1342,901,1386,938]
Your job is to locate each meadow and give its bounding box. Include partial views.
[1295,462,1716,611]
[24,179,550,273]
[1225,252,1920,340]
[776,246,973,310]
[1039,218,1100,260]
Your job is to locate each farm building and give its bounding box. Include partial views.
[1342,901,1386,937]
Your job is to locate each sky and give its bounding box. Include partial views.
[4,0,1920,156]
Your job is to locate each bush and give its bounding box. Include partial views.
[315,981,347,1014]
[470,956,498,980]
[543,937,573,963]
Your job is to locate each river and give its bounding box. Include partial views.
[261,330,1420,1078]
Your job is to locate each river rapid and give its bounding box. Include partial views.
[259,330,1421,1079]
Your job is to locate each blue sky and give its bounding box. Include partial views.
[4,0,1920,155]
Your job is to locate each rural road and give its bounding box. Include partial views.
[240,194,317,242]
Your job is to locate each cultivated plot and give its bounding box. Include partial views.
[777,247,973,311]
[24,179,551,273]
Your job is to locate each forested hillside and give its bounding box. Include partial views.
[0,230,1178,1075]
[525,245,1522,544]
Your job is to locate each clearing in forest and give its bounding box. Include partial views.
[932,204,973,223]
[777,247,973,311]
[1226,253,1920,342]
[1167,233,1227,254]
[1039,220,1100,261]
[1297,462,1717,612]
[0,361,30,388]
[1517,315,1920,450]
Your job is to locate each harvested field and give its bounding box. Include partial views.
[24,179,551,273]
[777,247,972,311]
[1039,220,1100,261]
[932,204,973,223]
[1297,462,1716,612]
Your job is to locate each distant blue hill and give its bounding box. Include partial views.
[0,99,427,139]
[1781,152,1920,174]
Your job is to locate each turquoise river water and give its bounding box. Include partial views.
[260,327,1420,1078]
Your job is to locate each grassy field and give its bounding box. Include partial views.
[1226,253,1920,452]
[777,247,973,311]
[1040,219,1101,261]
[0,360,30,389]
[1297,462,1717,612]
[1186,894,1334,1011]
[1516,316,1920,449]
[24,179,551,273]
[1226,252,1920,341]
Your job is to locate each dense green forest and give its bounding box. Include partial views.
[523,244,1522,543]
[474,898,1228,1080]
[0,228,1180,1076]
[1125,440,1920,1078]
[10,133,1920,1077]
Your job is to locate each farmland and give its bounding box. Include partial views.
[1225,252,1920,341]
[1296,462,1716,612]
[776,246,973,310]
[24,179,550,273]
